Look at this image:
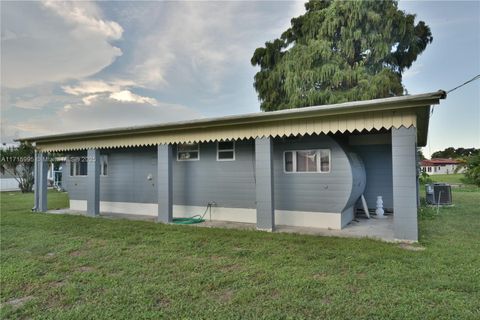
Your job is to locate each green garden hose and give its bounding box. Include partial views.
[172,204,211,224]
[172,216,205,224]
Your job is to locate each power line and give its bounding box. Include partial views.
[447,74,480,94]
[430,73,480,119]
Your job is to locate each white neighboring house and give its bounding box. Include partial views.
[421,158,465,175]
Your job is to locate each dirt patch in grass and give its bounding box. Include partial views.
[348,285,359,294]
[313,272,329,280]
[399,243,426,251]
[77,266,95,272]
[154,296,171,309]
[217,289,235,304]
[270,289,281,300]
[69,250,83,257]
[50,280,66,288]
[1,296,34,309]
[86,239,108,248]
[219,263,242,272]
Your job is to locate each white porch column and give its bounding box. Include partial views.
[86,149,100,217]
[34,151,48,212]
[255,137,275,231]
[392,127,418,241]
[157,144,173,223]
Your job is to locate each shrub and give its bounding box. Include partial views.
[464,154,480,186]
[419,171,433,185]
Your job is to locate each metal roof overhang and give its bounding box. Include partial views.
[17,90,446,152]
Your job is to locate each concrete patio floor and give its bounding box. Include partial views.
[47,209,395,242]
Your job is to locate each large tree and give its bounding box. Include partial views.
[251,0,432,111]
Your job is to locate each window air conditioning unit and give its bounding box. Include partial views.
[425,183,452,205]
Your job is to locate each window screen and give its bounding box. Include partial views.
[283,149,330,173]
[217,141,235,161]
[70,157,87,176]
[296,150,318,172]
[177,143,200,161]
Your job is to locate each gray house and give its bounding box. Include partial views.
[19,91,446,241]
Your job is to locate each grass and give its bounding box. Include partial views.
[429,173,467,184]
[1,187,479,319]
[426,174,480,194]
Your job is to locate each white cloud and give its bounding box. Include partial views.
[1,1,123,88]
[1,85,77,111]
[124,1,308,96]
[82,94,100,106]
[62,79,157,106]
[129,2,287,92]
[12,96,51,110]
[11,99,202,139]
[63,81,120,96]
[109,90,158,105]
[42,0,123,40]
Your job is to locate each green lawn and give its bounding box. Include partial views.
[429,173,467,185]
[1,188,479,319]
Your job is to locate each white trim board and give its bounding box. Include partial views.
[69,200,347,229]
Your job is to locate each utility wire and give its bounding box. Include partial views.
[431,74,480,117]
[447,74,480,94]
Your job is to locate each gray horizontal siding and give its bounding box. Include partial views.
[273,135,358,213]
[64,134,365,215]
[173,141,256,208]
[351,140,393,210]
[64,144,257,208]
[65,147,158,203]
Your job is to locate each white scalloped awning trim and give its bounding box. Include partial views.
[36,110,416,152]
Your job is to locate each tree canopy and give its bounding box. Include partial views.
[251,0,432,111]
[465,154,480,186]
[431,147,479,159]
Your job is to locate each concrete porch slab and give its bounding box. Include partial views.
[46,209,394,242]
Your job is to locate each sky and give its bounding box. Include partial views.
[1,0,479,157]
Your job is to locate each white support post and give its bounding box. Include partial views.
[86,149,100,217]
[392,127,418,241]
[157,144,173,223]
[255,137,275,231]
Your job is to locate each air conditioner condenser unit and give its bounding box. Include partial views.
[425,183,452,205]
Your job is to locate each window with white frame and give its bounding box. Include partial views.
[70,157,87,176]
[284,149,330,173]
[177,143,200,161]
[70,155,108,176]
[217,141,235,161]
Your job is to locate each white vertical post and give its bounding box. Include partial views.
[255,137,275,231]
[157,144,173,223]
[86,149,100,217]
[392,127,418,241]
